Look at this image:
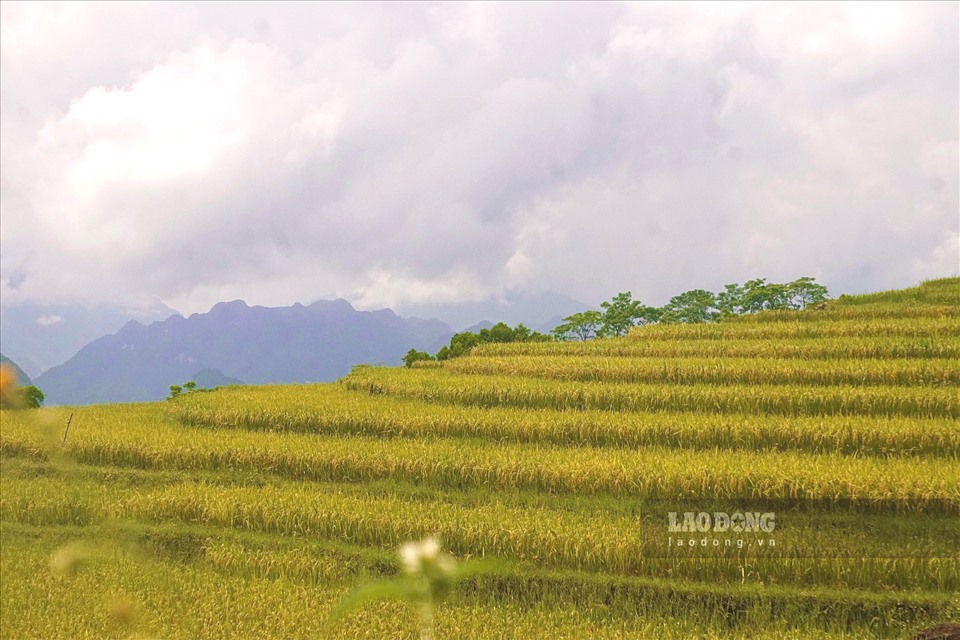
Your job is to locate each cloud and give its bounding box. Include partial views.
[35,314,63,327]
[1,2,956,313]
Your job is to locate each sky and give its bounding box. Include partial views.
[1,1,957,315]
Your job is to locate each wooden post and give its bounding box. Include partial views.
[62,412,73,445]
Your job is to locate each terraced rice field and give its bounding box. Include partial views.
[1,278,958,638]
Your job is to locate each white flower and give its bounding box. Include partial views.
[420,537,440,561]
[400,541,422,574]
[399,537,442,574]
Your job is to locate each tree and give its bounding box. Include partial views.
[739,279,791,313]
[716,277,829,317]
[429,322,550,361]
[787,277,829,309]
[435,331,481,360]
[0,364,44,409]
[659,289,719,324]
[511,323,533,342]
[551,310,603,341]
[449,332,481,358]
[1,384,46,409]
[22,386,45,408]
[167,380,204,400]
[515,324,551,343]
[403,349,434,368]
[715,283,747,318]
[598,292,657,337]
[485,322,515,343]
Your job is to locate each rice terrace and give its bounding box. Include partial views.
[1,278,958,639]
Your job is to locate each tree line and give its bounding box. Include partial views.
[404,277,828,366]
[0,365,45,409]
[403,322,551,367]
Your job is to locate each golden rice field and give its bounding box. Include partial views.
[1,278,958,639]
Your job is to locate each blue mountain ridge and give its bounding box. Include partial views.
[35,299,452,405]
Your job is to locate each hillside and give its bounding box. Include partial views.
[0,353,32,386]
[832,276,959,306]
[0,299,176,378]
[1,279,957,638]
[34,299,452,405]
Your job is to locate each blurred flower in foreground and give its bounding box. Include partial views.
[399,537,457,640]
[50,543,90,577]
[330,536,503,640]
[107,595,139,628]
[0,363,45,409]
[400,537,440,573]
[0,363,13,389]
[0,363,18,406]
[400,537,456,584]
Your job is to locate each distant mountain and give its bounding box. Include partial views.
[190,368,244,389]
[35,299,452,406]
[461,321,495,334]
[0,353,32,386]
[394,290,590,333]
[0,300,177,377]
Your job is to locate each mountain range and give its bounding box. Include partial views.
[35,299,451,405]
[0,353,33,386]
[3,290,590,406]
[0,300,176,378]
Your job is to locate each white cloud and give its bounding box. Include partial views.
[35,314,63,327]
[913,231,960,281]
[1,2,956,313]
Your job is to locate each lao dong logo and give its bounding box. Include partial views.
[666,511,777,550]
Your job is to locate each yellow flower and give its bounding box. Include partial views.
[0,363,20,407]
[0,363,15,392]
